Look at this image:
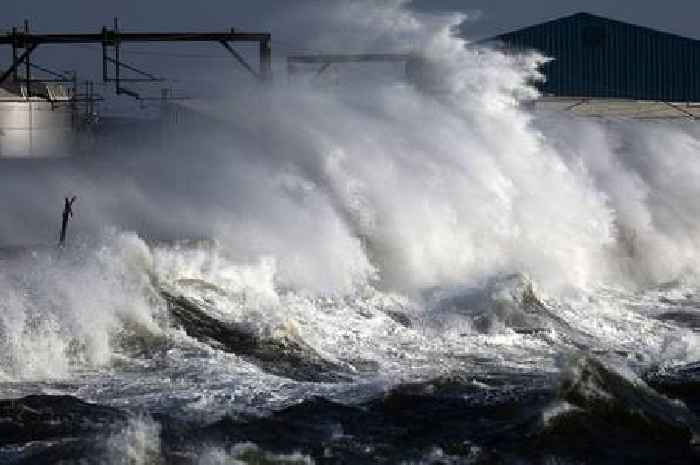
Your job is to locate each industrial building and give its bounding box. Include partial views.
[0,20,271,158]
[487,12,700,104]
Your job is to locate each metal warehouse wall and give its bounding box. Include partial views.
[489,12,700,102]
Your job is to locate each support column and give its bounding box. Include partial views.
[114,17,120,95]
[24,20,31,97]
[102,27,109,82]
[11,27,17,82]
[259,36,272,82]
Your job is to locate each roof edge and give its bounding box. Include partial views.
[481,11,699,44]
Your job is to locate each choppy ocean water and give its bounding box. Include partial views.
[0,237,698,464]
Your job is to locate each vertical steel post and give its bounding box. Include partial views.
[86,81,95,122]
[84,81,89,122]
[27,22,32,157]
[114,17,120,95]
[260,36,272,82]
[11,27,17,82]
[24,20,30,97]
[102,26,108,82]
[71,71,77,128]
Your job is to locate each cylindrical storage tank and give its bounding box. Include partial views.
[0,99,76,159]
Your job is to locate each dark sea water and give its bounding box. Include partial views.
[0,238,698,465]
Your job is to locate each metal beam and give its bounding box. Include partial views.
[0,31,271,45]
[288,53,411,82]
[287,53,410,64]
[117,86,140,99]
[30,62,73,81]
[26,79,72,83]
[563,99,589,112]
[0,43,38,84]
[220,41,259,80]
[664,101,696,119]
[313,62,333,79]
[104,57,163,81]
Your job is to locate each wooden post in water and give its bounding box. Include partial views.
[59,196,77,246]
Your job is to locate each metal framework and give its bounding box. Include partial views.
[0,19,272,99]
[287,53,410,80]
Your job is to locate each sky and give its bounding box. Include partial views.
[1,0,698,40]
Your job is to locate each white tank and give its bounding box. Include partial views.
[0,84,77,158]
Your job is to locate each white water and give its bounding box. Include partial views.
[106,415,162,465]
[0,0,698,419]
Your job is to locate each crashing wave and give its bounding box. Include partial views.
[160,289,353,382]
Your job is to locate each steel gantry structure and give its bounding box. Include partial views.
[0,19,272,99]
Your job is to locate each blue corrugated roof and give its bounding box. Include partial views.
[484,12,700,101]
[493,12,699,45]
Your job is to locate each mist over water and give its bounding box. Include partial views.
[1,1,700,463]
